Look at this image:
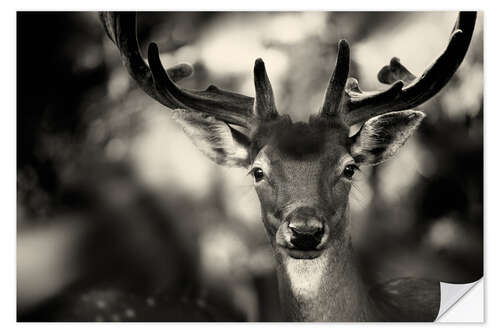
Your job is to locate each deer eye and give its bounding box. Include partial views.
[252,167,265,182]
[342,164,358,180]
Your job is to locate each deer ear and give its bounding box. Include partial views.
[172,110,251,167]
[349,110,425,165]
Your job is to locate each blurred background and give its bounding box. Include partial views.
[17,11,483,321]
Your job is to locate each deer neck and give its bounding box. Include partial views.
[274,231,378,321]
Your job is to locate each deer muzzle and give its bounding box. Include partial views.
[279,207,329,256]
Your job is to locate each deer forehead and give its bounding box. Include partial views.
[250,118,351,167]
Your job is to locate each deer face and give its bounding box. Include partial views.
[248,118,353,259]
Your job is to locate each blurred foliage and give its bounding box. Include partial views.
[17,12,483,321]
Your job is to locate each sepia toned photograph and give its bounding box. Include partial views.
[17,11,483,322]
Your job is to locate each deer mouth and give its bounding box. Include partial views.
[286,248,325,260]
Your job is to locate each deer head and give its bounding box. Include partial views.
[100,12,476,321]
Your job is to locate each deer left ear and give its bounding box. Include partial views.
[349,110,425,165]
[172,110,251,167]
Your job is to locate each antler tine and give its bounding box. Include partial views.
[321,40,350,118]
[100,12,256,128]
[100,12,158,98]
[343,11,477,126]
[378,57,416,85]
[253,58,279,120]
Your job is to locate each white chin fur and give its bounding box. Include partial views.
[284,253,328,300]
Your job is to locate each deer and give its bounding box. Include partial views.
[99,11,477,322]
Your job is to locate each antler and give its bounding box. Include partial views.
[102,12,475,130]
[340,11,476,126]
[99,12,256,128]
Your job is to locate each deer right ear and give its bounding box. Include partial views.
[349,110,425,165]
[172,110,251,168]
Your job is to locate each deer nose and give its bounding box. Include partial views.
[286,207,325,251]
